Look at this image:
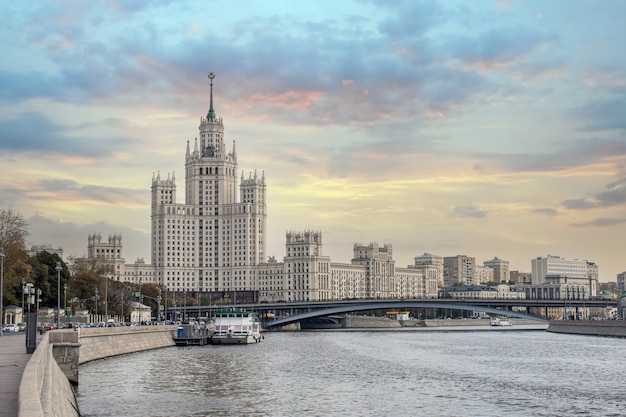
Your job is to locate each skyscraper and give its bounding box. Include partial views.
[151,73,267,293]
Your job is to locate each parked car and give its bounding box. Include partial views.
[3,324,19,332]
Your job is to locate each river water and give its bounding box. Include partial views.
[76,328,626,417]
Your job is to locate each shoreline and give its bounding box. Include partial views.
[300,324,550,332]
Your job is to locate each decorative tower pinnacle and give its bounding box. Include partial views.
[207,72,216,121]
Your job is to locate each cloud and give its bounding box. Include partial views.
[570,217,626,228]
[33,179,147,205]
[533,208,559,216]
[572,98,626,132]
[27,213,150,260]
[562,175,626,210]
[475,137,626,174]
[0,0,533,133]
[0,112,135,158]
[450,206,487,218]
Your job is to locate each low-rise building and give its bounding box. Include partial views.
[442,284,525,300]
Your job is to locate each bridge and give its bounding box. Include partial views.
[169,298,616,326]
[263,301,552,327]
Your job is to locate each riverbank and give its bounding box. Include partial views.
[292,315,545,330]
[547,320,626,338]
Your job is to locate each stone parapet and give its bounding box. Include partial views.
[18,332,79,417]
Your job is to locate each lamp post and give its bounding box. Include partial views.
[55,262,62,328]
[0,248,4,337]
[63,283,67,323]
[138,278,142,325]
[157,288,162,323]
[36,288,41,317]
[95,288,99,320]
[164,288,167,323]
[21,278,25,320]
[104,274,108,320]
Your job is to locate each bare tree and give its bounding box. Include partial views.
[0,208,30,306]
[0,208,28,251]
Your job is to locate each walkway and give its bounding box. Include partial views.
[0,333,34,417]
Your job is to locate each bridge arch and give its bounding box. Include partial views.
[265,301,549,328]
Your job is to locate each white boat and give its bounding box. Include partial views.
[211,310,262,344]
[490,317,512,326]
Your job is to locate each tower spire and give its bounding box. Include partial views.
[207,72,216,121]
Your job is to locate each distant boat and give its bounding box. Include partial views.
[211,310,262,344]
[490,317,512,326]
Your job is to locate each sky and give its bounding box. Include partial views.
[1,0,625,282]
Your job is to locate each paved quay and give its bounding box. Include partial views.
[0,333,37,417]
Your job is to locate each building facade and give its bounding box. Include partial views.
[443,255,475,286]
[483,256,510,283]
[474,264,494,284]
[510,270,532,285]
[412,253,444,287]
[618,272,626,294]
[530,255,598,297]
[256,232,438,302]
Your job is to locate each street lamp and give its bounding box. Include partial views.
[55,262,62,328]
[0,248,4,337]
[138,278,142,325]
[64,283,67,323]
[21,278,25,318]
[104,274,108,320]
[95,288,99,319]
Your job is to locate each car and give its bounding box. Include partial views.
[18,323,26,331]
[3,324,19,332]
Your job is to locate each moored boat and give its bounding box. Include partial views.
[490,317,512,326]
[211,310,262,344]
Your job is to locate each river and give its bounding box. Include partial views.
[76,328,626,417]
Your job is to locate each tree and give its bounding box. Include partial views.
[0,208,30,308]
[29,251,68,308]
[0,208,28,251]
[70,257,109,315]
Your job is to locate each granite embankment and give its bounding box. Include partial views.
[18,326,177,417]
[78,325,177,364]
[547,320,626,337]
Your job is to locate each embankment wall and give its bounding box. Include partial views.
[78,326,177,364]
[547,320,626,338]
[344,315,401,328]
[18,332,79,417]
[341,317,542,328]
[18,326,178,417]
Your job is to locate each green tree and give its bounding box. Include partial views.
[29,251,69,308]
[70,256,110,314]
